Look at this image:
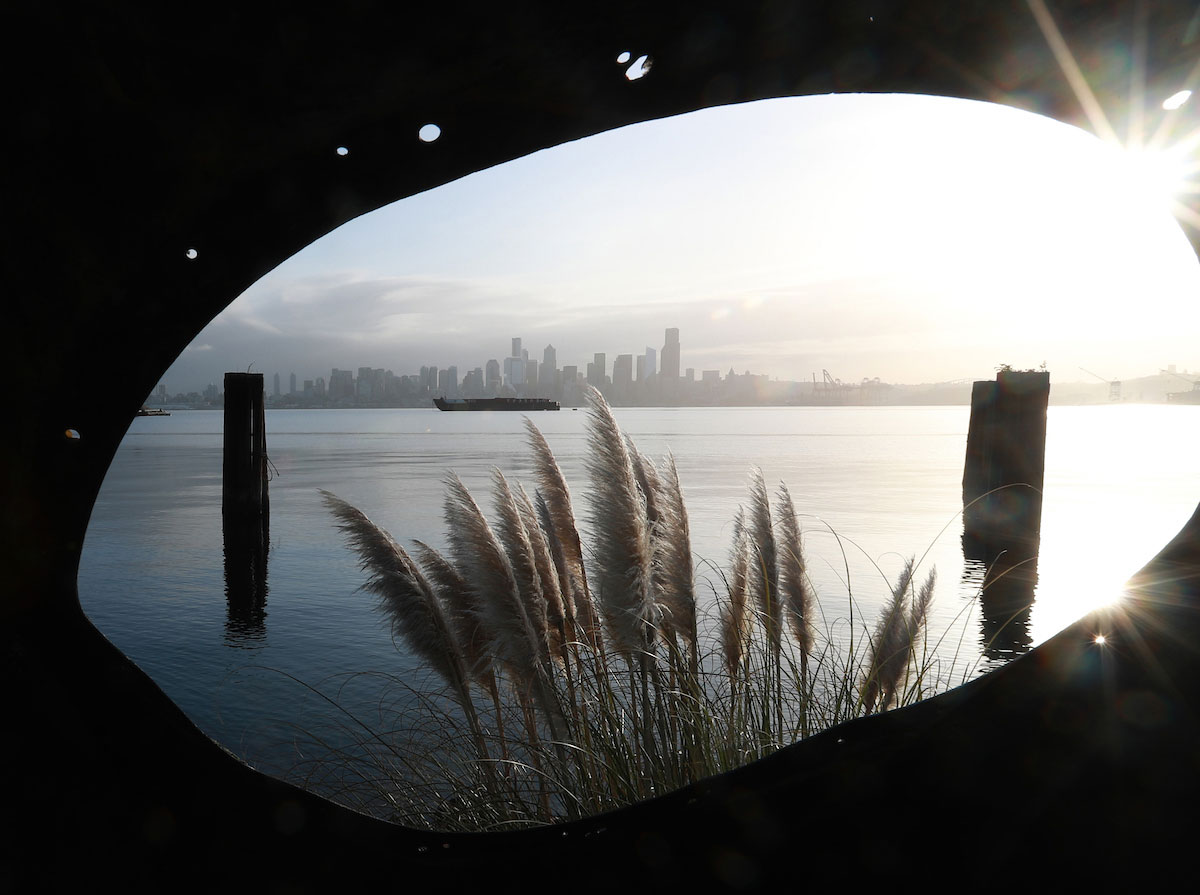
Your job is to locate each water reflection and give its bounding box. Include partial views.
[223,515,269,647]
[962,538,1037,667]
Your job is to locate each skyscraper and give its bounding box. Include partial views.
[540,344,557,394]
[329,368,354,401]
[357,367,375,399]
[562,365,580,404]
[644,346,657,380]
[613,354,633,397]
[661,328,680,379]
[511,337,522,359]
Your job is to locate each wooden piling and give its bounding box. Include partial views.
[222,372,268,522]
[223,372,269,632]
[962,370,1050,555]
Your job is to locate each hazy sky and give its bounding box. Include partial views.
[165,92,1200,393]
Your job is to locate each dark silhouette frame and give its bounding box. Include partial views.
[4,2,1199,889]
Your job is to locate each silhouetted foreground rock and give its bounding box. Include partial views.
[3,3,1199,890]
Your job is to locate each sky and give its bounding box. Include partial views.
[164,92,1200,393]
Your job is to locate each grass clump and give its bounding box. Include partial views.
[320,387,944,830]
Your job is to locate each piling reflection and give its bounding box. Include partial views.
[223,515,269,646]
[962,538,1036,666]
[222,370,271,647]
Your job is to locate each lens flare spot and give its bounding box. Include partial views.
[1162,89,1192,111]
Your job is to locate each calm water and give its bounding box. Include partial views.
[78,404,1200,780]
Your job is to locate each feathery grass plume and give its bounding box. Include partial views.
[900,566,938,703]
[654,454,698,650]
[908,567,937,641]
[320,490,469,705]
[412,538,512,768]
[775,483,813,656]
[488,470,577,756]
[629,441,685,646]
[720,508,752,680]
[748,468,781,651]
[628,440,662,530]
[441,472,543,697]
[583,387,657,656]
[490,468,552,667]
[320,491,498,783]
[442,471,570,814]
[523,417,599,647]
[515,482,568,662]
[534,490,579,637]
[532,484,609,801]
[320,433,975,829]
[862,557,916,713]
[412,540,495,697]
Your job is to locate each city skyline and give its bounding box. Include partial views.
[162,93,1200,394]
[152,317,1198,408]
[195,325,809,406]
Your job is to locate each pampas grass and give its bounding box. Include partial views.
[321,386,954,830]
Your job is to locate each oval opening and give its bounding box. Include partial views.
[81,93,1200,827]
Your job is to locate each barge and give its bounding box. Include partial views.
[434,396,560,411]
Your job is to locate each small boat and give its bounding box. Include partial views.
[434,396,560,411]
[136,406,171,416]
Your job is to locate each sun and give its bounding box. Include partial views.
[1026,0,1200,233]
[1112,141,1196,214]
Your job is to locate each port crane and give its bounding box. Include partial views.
[1078,367,1121,402]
